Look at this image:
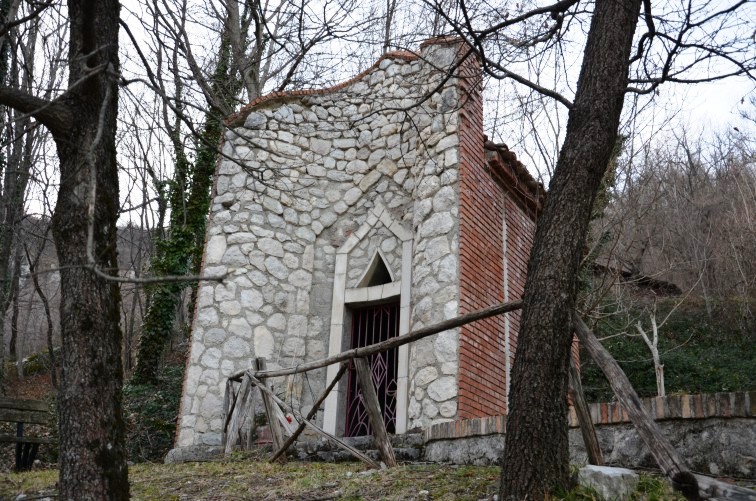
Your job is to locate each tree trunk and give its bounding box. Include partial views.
[49,0,128,498]
[8,252,21,360]
[499,1,642,498]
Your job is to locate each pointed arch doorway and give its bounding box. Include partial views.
[323,203,412,437]
[344,301,400,437]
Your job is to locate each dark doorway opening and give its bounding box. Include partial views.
[344,301,400,437]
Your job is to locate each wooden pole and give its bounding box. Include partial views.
[568,355,604,465]
[224,375,252,454]
[270,362,349,463]
[221,379,235,448]
[573,314,756,500]
[247,372,380,469]
[230,300,523,381]
[354,357,398,467]
[255,358,287,462]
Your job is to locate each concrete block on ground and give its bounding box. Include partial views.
[577,465,639,501]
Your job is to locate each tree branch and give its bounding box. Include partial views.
[0,1,53,38]
[0,86,72,136]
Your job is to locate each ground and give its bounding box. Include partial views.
[0,451,688,501]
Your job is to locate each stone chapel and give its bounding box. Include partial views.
[174,37,544,450]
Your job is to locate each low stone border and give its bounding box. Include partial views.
[423,391,756,478]
[567,391,754,427]
[425,391,754,441]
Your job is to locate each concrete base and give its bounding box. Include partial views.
[424,417,755,479]
[577,465,639,501]
[164,445,224,464]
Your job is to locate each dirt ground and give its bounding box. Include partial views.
[2,457,506,501]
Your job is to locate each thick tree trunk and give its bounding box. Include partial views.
[49,0,128,498]
[499,1,642,498]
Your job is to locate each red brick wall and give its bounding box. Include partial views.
[456,55,504,419]
[502,195,536,394]
[456,54,537,419]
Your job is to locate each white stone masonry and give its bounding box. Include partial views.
[177,41,467,448]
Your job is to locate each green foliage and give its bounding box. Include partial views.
[123,361,186,463]
[132,32,242,385]
[580,298,756,401]
[20,348,60,377]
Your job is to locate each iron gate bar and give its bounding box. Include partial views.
[345,302,399,437]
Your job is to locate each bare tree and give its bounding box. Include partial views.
[0,0,128,498]
[0,0,62,392]
[427,0,756,497]
[126,0,377,384]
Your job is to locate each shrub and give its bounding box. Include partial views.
[123,362,185,462]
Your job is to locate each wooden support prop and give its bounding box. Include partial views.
[574,314,756,501]
[224,375,258,454]
[255,358,287,461]
[568,355,604,466]
[243,383,257,450]
[224,375,252,454]
[354,357,397,467]
[230,300,523,381]
[221,379,235,447]
[270,363,349,463]
[248,372,380,469]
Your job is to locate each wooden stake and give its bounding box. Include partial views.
[221,379,234,448]
[224,375,252,454]
[255,358,287,462]
[354,357,397,467]
[270,363,349,463]
[247,372,380,469]
[568,355,604,465]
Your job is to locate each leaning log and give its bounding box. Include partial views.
[230,300,523,381]
[354,357,397,467]
[574,313,756,500]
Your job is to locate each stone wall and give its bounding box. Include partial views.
[176,39,475,448]
[423,391,756,478]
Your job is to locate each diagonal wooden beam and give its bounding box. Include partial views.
[230,300,523,381]
[270,363,349,463]
[354,357,397,467]
[247,371,380,469]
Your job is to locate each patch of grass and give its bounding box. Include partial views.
[633,474,686,501]
[1,460,694,501]
[0,468,57,498]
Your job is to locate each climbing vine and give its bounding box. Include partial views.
[132,30,242,385]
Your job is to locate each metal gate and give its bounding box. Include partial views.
[344,302,400,437]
